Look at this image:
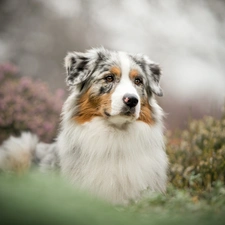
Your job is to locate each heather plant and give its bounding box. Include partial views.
[167,110,225,194]
[0,63,19,82]
[0,63,64,143]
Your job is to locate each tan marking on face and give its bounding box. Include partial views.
[110,66,121,77]
[129,69,139,79]
[73,88,112,124]
[138,98,154,125]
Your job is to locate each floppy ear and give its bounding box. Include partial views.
[64,52,92,86]
[148,63,163,97]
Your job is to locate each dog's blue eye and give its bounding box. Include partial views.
[105,75,114,83]
[134,77,143,86]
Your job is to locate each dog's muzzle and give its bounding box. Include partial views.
[105,92,140,125]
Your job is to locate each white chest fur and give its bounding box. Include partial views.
[57,116,168,204]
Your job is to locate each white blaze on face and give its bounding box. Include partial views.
[110,52,141,123]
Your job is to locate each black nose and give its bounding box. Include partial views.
[123,94,139,108]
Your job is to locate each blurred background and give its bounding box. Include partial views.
[0,0,225,131]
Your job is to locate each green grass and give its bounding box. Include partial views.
[0,171,225,225]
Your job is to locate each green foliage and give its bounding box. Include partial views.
[0,172,225,225]
[127,182,225,214]
[167,112,225,194]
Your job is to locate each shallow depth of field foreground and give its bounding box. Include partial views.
[0,164,225,225]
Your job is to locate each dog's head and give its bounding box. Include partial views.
[65,48,163,126]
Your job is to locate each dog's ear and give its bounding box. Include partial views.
[147,63,163,97]
[64,52,92,86]
[64,48,109,86]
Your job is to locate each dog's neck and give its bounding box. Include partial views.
[57,117,166,204]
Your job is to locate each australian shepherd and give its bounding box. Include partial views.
[0,48,168,204]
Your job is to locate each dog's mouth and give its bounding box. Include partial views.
[104,108,136,118]
[121,106,136,116]
[104,110,111,117]
[103,108,137,128]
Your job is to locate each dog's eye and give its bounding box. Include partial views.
[105,75,114,83]
[134,77,143,86]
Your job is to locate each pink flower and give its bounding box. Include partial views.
[0,63,64,143]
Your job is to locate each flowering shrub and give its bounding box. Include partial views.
[167,112,225,193]
[0,63,19,82]
[0,63,64,143]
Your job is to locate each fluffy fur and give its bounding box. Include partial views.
[0,48,168,204]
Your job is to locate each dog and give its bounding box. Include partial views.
[0,48,168,204]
